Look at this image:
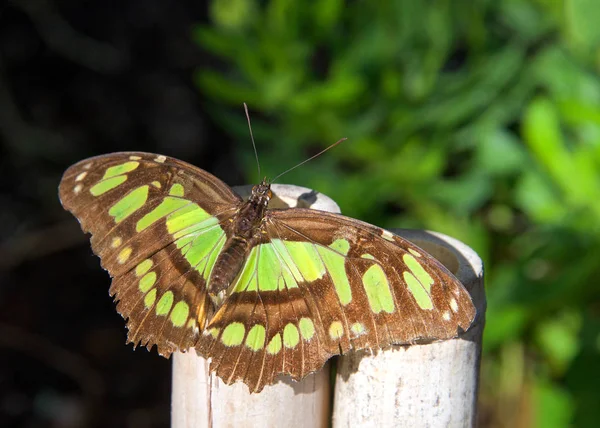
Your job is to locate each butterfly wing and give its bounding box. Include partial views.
[196,208,476,392]
[59,152,242,356]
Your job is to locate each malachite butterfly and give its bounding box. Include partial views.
[59,152,476,392]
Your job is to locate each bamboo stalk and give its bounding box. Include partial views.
[171,355,331,428]
[332,229,485,428]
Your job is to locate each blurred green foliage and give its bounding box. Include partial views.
[194,0,600,426]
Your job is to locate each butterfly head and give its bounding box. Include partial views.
[250,178,272,207]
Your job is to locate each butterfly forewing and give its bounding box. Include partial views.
[59,152,241,355]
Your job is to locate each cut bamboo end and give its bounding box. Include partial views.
[332,229,485,428]
[171,186,485,428]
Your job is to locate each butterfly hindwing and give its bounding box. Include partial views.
[196,267,331,391]
[59,152,241,355]
[195,208,475,392]
[268,209,475,339]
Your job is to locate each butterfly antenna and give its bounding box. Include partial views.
[244,103,261,180]
[270,137,347,184]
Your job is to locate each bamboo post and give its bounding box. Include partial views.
[332,229,485,428]
[171,184,340,428]
[171,185,485,428]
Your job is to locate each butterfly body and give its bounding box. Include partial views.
[59,152,476,392]
[208,180,272,305]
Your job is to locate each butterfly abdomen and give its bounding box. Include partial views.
[208,236,250,305]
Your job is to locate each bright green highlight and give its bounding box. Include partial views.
[208,328,220,338]
[135,259,153,277]
[403,254,434,293]
[260,244,298,290]
[329,238,350,255]
[103,161,139,179]
[283,241,325,281]
[177,225,226,280]
[156,291,174,316]
[169,183,185,197]
[221,322,245,346]
[139,272,157,292]
[245,324,266,351]
[403,271,434,310]
[256,245,282,291]
[137,197,224,280]
[90,175,127,196]
[233,242,303,292]
[270,239,303,282]
[267,333,282,354]
[317,246,352,305]
[109,185,149,223]
[351,322,365,335]
[362,264,395,313]
[170,301,190,327]
[136,196,190,231]
[233,240,352,299]
[361,253,375,260]
[299,318,315,340]
[167,204,215,237]
[283,323,300,348]
[329,321,344,339]
[144,288,157,307]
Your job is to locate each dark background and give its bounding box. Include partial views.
[2,1,600,427]
[0,2,234,427]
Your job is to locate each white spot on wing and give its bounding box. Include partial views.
[443,311,451,321]
[450,298,458,312]
[129,155,142,160]
[408,248,422,257]
[73,184,83,194]
[75,172,87,182]
[155,155,167,163]
[382,229,394,242]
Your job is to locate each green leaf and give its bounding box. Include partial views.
[477,128,527,176]
[534,310,582,376]
[515,169,564,225]
[565,0,600,51]
[533,377,573,428]
[210,0,257,31]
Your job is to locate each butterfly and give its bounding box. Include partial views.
[59,151,476,392]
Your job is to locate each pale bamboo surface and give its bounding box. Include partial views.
[171,355,331,428]
[171,184,340,428]
[332,229,485,428]
[171,185,485,428]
